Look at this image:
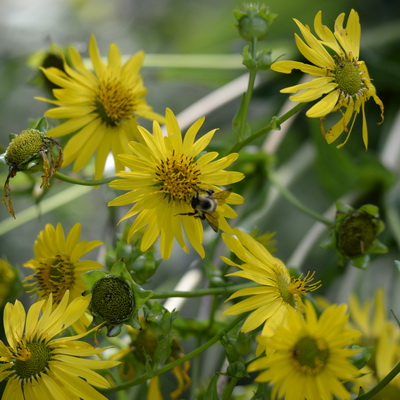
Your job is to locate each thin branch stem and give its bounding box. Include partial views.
[268,169,332,226]
[54,171,115,186]
[101,314,246,393]
[228,102,307,154]
[356,360,400,400]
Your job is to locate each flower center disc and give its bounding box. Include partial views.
[156,152,201,201]
[97,74,137,126]
[335,59,363,97]
[292,335,329,374]
[14,341,51,379]
[35,255,75,303]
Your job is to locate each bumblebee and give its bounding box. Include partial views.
[178,188,232,232]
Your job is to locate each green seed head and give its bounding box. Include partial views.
[5,129,46,166]
[335,59,363,97]
[338,211,377,257]
[90,275,134,325]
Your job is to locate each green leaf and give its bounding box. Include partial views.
[204,373,219,400]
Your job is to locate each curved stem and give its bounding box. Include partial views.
[151,283,254,299]
[54,171,115,186]
[101,314,246,393]
[228,102,307,154]
[356,360,400,400]
[268,169,332,226]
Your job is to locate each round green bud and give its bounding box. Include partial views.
[337,211,377,257]
[90,275,134,325]
[238,15,269,40]
[5,129,45,166]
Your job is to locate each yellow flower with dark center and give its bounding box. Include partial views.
[0,291,119,400]
[108,108,244,260]
[35,34,165,179]
[248,301,361,400]
[271,9,384,149]
[222,229,320,338]
[23,223,103,304]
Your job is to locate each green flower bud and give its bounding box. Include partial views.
[90,275,135,326]
[337,211,377,257]
[234,3,277,41]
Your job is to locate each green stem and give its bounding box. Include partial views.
[54,171,115,186]
[268,169,332,226]
[238,39,258,140]
[228,102,307,154]
[223,377,239,400]
[101,314,246,393]
[356,360,400,400]
[151,283,254,299]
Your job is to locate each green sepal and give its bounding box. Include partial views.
[242,45,257,69]
[34,117,48,133]
[110,260,154,313]
[350,345,372,369]
[81,270,107,292]
[204,373,219,400]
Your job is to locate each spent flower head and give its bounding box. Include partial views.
[271,10,384,149]
[1,121,62,218]
[35,34,165,179]
[83,260,152,336]
[0,291,119,400]
[108,108,244,260]
[321,202,387,269]
[248,301,361,400]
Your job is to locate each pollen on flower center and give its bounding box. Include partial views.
[96,74,137,126]
[334,59,363,97]
[155,151,201,201]
[291,336,330,374]
[14,340,51,379]
[25,254,75,303]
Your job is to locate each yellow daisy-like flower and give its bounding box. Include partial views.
[35,34,165,179]
[349,288,400,398]
[23,223,103,304]
[108,108,244,260]
[248,301,361,400]
[0,291,120,400]
[222,229,320,338]
[271,9,384,149]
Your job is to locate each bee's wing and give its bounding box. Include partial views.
[205,211,220,232]
[213,188,232,205]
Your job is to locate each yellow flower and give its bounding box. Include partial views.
[0,291,119,400]
[248,301,361,400]
[23,223,103,304]
[108,108,244,260]
[35,34,165,179]
[271,10,384,149]
[222,229,320,338]
[0,259,16,307]
[349,288,400,398]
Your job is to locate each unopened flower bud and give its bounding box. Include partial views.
[234,3,277,41]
